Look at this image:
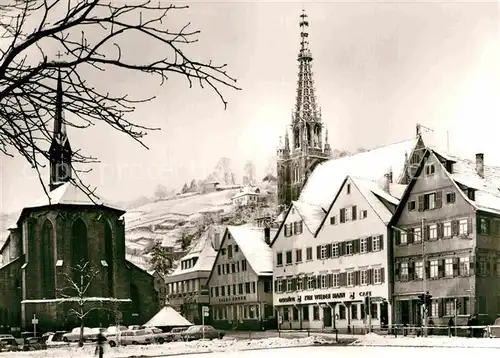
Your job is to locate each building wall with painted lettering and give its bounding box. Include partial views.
[272,177,394,332]
[208,229,274,330]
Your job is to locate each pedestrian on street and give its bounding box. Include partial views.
[448,317,454,337]
[95,332,106,358]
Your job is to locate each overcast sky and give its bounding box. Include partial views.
[1,0,499,213]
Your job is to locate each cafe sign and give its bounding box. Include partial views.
[275,290,374,305]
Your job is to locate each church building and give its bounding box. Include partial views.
[0,71,158,333]
[276,11,332,211]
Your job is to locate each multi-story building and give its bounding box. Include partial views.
[166,228,219,325]
[390,148,500,328]
[272,174,405,332]
[208,226,276,330]
[276,11,331,210]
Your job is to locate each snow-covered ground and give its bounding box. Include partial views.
[354,332,500,348]
[4,336,330,358]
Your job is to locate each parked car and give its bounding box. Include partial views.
[181,325,224,341]
[46,331,69,348]
[22,337,47,351]
[0,334,15,340]
[103,326,128,347]
[483,317,500,338]
[143,327,173,344]
[62,327,100,342]
[0,338,21,353]
[167,327,189,342]
[108,329,153,347]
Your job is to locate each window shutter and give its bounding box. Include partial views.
[367,269,373,284]
[354,239,360,254]
[339,242,345,256]
[274,280,277,293]
[327,274,333,287]
[408,262,415,281]
[340,208,346,223]
[380,267,385,283]
[379,235,384,250]
[424,226,430,241]
[453,258,459,277]
[395,262,400,281]
[438,259,445,278]
[316,246,321,259]
[291,278,297,291]
[394,230,401,245]
[468,218,473,235]
[438,223,444,239]
[451,220,458,236]
[425,261,430,279]
[299,221,303,233]
[407,229,413,244]
[341,272,347,286]
[326,244,332,258]
[438,298,444,317]
[470,256,475,275]
[418,195,425,211]
[354,271,360,286]
[352,206,357,221]
[435,191,442,208]
[316,276,321,288]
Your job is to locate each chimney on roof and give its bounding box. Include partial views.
[264,227,271,245]
[476,153,484,179]
[383,172,391,194]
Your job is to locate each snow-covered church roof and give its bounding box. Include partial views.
[9,182,123,229]
[300,137,419,209]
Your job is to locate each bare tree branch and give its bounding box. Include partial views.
[0,0,240,199]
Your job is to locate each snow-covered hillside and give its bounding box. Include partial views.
[124,180,277,271]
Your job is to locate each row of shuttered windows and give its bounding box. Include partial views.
[275,268,385,293]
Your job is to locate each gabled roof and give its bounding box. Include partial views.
[390,147,500,227]
[316,175,403,233]
[208,225,273,282]
[350,177,403,224]
[168,230,217,278]
[299,137,420,209]
[292,200,326,234]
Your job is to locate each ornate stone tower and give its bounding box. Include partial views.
[48,70,72,192]
[277,10,331,210]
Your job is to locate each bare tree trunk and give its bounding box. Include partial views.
[79,307,85,348]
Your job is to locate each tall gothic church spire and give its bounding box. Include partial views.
[49,70,72,192]
[277,10,331,209]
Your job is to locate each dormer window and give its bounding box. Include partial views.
[467,188,475,201]
[445,161,454,173]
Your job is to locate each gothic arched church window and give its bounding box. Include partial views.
[40,219,56,298]
[72,218,89,268]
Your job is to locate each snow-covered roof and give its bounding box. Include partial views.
[350,177,402,224]
[231,187,260,200]
[291,201,325,234]
[300,138,419,209]
[168,230,217,278]
[26,182,122,211]
[144,306,193,327]
[226,226,273,276]
[430,148,500,215]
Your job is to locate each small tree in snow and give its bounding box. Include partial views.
[58,262,128,347]
[149,243,174,281]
